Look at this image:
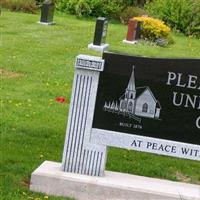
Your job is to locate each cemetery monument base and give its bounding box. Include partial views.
[30,161,200,200]
[38,21,55,25]
[88,43,109,52]
[123,39,138,45]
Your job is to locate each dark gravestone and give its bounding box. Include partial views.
[93,17,108,46]
[88,17,109,52]
[40,0,55,25]
[123,19,142,44]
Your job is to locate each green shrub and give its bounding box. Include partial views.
[35,0,58,6]
[2,0,38,13]
[145,0,200,37]
[119,6,146,24]
[75,0,92,17]
[100,0,124,18]
[56,0,137,18]
[34,0,44,6]
[57,0,85,16]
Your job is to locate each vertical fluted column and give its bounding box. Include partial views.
[62,55,107,176]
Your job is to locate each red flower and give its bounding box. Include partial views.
[55,97,66,103]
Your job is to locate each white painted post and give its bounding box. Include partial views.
[61,55,107,176]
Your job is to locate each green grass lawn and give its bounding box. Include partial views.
[1,10,200,200]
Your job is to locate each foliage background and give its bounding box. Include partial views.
[1,0,200,37]
[145,0,200,37]
[1,0,38,13]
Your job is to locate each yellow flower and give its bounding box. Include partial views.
[134,16,171,41]
[44,195,48,199]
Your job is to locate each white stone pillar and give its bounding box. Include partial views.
[61,55,107,176]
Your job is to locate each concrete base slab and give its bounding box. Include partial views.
[123,39,138,45]
[88,43,109,52]
[38,21,55,25]
[30,161,200,200]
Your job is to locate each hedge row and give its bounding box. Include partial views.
[145,0,200,37]
[56,0,145,19]
[1,0,199,38]
[1,0,38,13]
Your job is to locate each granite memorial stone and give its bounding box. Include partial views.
[30,52,200,200]
[93,17,108,45]
[123,19,142,44]
[92,52,200,161]
[88,17,109,52]
[39,0,55,25]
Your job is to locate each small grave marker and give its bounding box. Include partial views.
[88,17,109,52]
[123,19,142,44]
[39,0,55,25]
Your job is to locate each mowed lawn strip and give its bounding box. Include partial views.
[1,10,200,200]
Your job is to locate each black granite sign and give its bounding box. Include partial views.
[93,52,200,146]
[93,17,108,46]
[40,0,55,24]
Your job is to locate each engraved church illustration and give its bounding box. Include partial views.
[103,66,161,122]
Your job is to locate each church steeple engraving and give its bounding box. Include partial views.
[103,66,161,122]
[120,66,136,113]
